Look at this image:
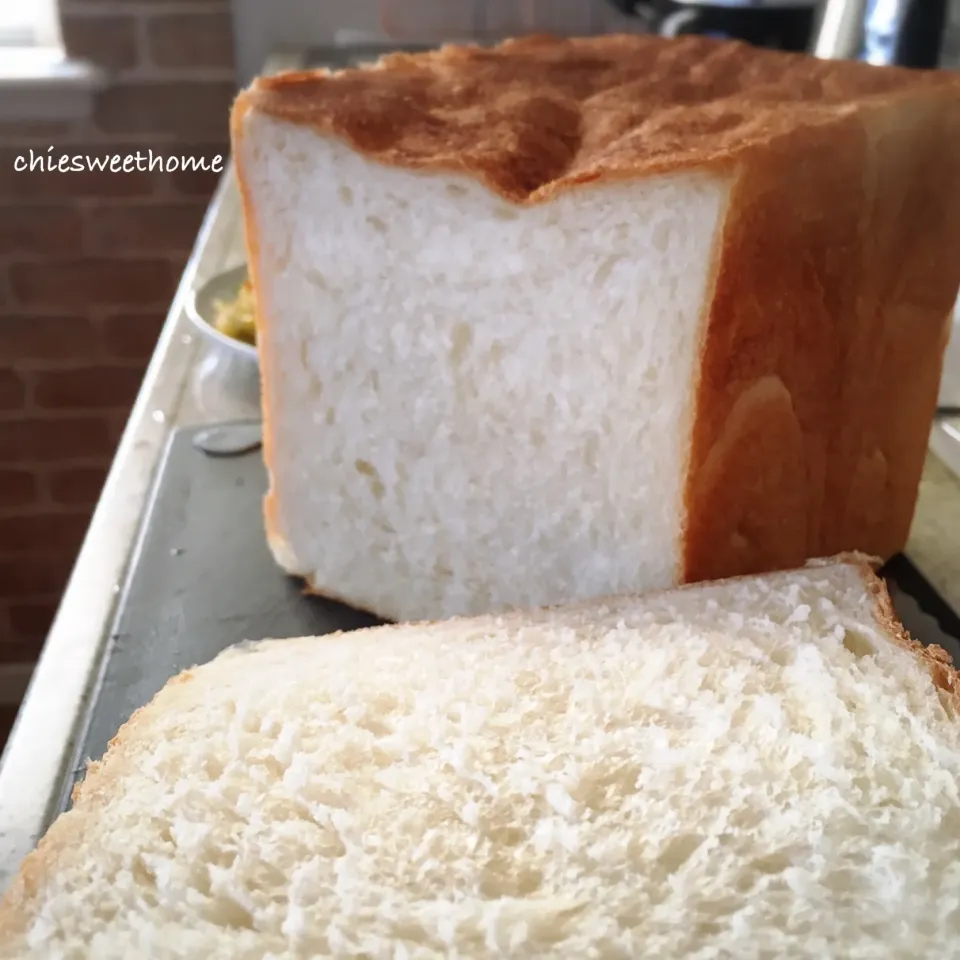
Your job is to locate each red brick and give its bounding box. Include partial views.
[0,417,116,463]
[86,201,207,255]
[7,597,61,644]
[102,312,166,359]
[0,554,75,598]
[0,146,162,199]
[0,469,37,509]
[0,638,43,665]
[94,82,235,138]
[0,316,101,364]
[47,465,108,506]
[0,705,21,755]
[107,412,131,445]
[0,120,76,141]
[61,14,139,71]
[146,11,235,69]
[166,252,190,277]
[9,258,175,308]
[0,205,84,256]
[34,365,144,411]
[0,512,90,555]
[0,370,26,410]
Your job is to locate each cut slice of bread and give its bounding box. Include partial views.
[2,558,959,958]
[231,33,960,622]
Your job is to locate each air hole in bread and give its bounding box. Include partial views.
[202,755,225,781]
[251,754,287,780]
[355,715,391,737]
[698,895,741,919]
[657,833,704,874]
[337,184,354,205]
[486,824,526,848]
[593,254,623,286]
[207,897,255,931]
[450,323,472,366]
[131,856,157,890]
[652,221,672,253]
[305,267,327,290]
[355,459,386,499]
[750,849,794,875]
[479,859,543,898]
[842,630,875,659]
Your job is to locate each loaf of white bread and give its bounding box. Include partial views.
[1,558,959,957]
[231,34,960,622]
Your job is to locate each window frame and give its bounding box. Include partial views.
[0,0,62,50]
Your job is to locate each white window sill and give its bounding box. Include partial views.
[0,47,105,122]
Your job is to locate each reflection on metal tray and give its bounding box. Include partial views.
[57,423,960,814]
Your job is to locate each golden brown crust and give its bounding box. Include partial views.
[861,560,960,713]
[0,685,191,946]
[229,99,284,572]
[232,33,959,205]
[807,554,960,710]
[682,85,960,583]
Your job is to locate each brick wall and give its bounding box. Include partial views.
[0,1,236,672]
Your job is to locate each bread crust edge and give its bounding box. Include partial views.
[681,90,960,587]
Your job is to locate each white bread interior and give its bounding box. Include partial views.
[233,35,960,622]
[246,118,730,616]
[2,559,959,958]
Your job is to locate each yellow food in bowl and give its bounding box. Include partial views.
[213,279,257,346]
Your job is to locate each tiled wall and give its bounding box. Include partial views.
[0,0,236,674]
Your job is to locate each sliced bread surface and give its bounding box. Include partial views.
[1,558,959,959]
[232,33,960,621]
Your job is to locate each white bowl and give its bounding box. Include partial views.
[186,264,258,362]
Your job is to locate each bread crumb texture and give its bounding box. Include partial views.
[236,33,960,203]
[2,562,959,958]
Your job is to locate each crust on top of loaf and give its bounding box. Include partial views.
[231,33,960,204]
[233,33,960,611]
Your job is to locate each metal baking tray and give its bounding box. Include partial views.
[56,423,960,813]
